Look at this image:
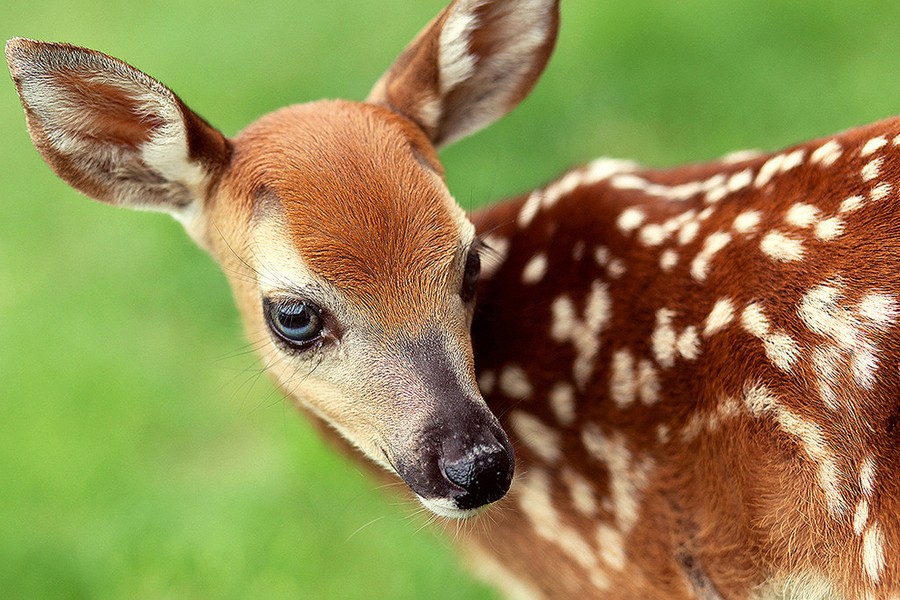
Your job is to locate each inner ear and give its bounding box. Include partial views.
[6,38,231,221]
[52,71,167,149]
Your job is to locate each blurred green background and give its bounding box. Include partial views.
[3,0,900,598]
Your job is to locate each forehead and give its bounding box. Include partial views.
[226,100,473,326]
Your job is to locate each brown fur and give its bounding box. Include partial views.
[223,101,458,331]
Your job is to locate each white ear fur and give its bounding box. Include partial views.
[368,0,560,148]
[6,38,230,229]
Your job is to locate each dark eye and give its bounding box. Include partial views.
[265,299,325,348]
[460,250,481,302]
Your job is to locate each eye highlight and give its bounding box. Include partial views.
[460,250,481,302]
[265,298,326,349]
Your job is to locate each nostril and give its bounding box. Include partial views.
[442,444,513,509]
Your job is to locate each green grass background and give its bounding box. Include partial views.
[3,0,900,598]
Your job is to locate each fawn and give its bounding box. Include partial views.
[7,0,900,598]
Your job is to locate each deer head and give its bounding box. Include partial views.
[6,0,560,518]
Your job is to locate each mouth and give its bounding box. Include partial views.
[415,495,488,520]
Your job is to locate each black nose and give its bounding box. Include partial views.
[442,444,513,509]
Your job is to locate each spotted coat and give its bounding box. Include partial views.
[468,122,900,600]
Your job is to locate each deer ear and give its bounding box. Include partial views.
[367,0,560,148]
[5,38,230,228]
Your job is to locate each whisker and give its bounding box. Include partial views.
[343,515,387,543]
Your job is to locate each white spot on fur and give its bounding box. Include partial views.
[839,195,864,214]
[854,499,870,536]
[763,333,800,371]
[852,347,879,389]
[499,365,533,399]
[481,234,509,280]
[681,395,743,442]
[610,173,648,191]
[551,282,612,389]
[607,258,626,279]
[861,158,883,182]
[638,224,669,247]
[680,413,706,442]
[660,249,679,271]
[743,382,846,516]
[785,203,820,228]
[862,523,885,583]
[858,293,899,327]
[651,309,702,368]
[814,217,844,241]
[754,150,805,187]
[609,351,660,408]
[704,298,735,337]
[562,468,598,516]
[676,326,701,360]
[860,456,877,497]
[727,168,754,193]
[637,359,660,405]
[691,232,732,281]
[610,349,637,408]
[754,154,785,187]
[705,185,729,204]
[664,210,698,235]
[478,370,497,395]
[594,246,610,267]
[810,140,843,166]
[584,158,639,182]
[741,303,799,371]
[518,192,543,228]
[678,220,701,245]
[733,211,762,234]
[870,182,892,202]
[656,424,671,444]
[698,207,715,221]
[799,283,849,342]
[542,159,639,209]
[549,382,576,426]
[617,207,645,233]
[721,148,764,164]
[741,303,770,337]
[609,170,749,203]
[582,425,652,533]
[595,525,627,571]
[861,136,887,156]
[782,149,806,172]
[760,231,804,262]
[799,283,897,391]
[522,253,548,284]
[811,345,840,410]
[652,309,679,368]
[510,411,561,463]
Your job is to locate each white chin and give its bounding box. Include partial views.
[417,495,486,519]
